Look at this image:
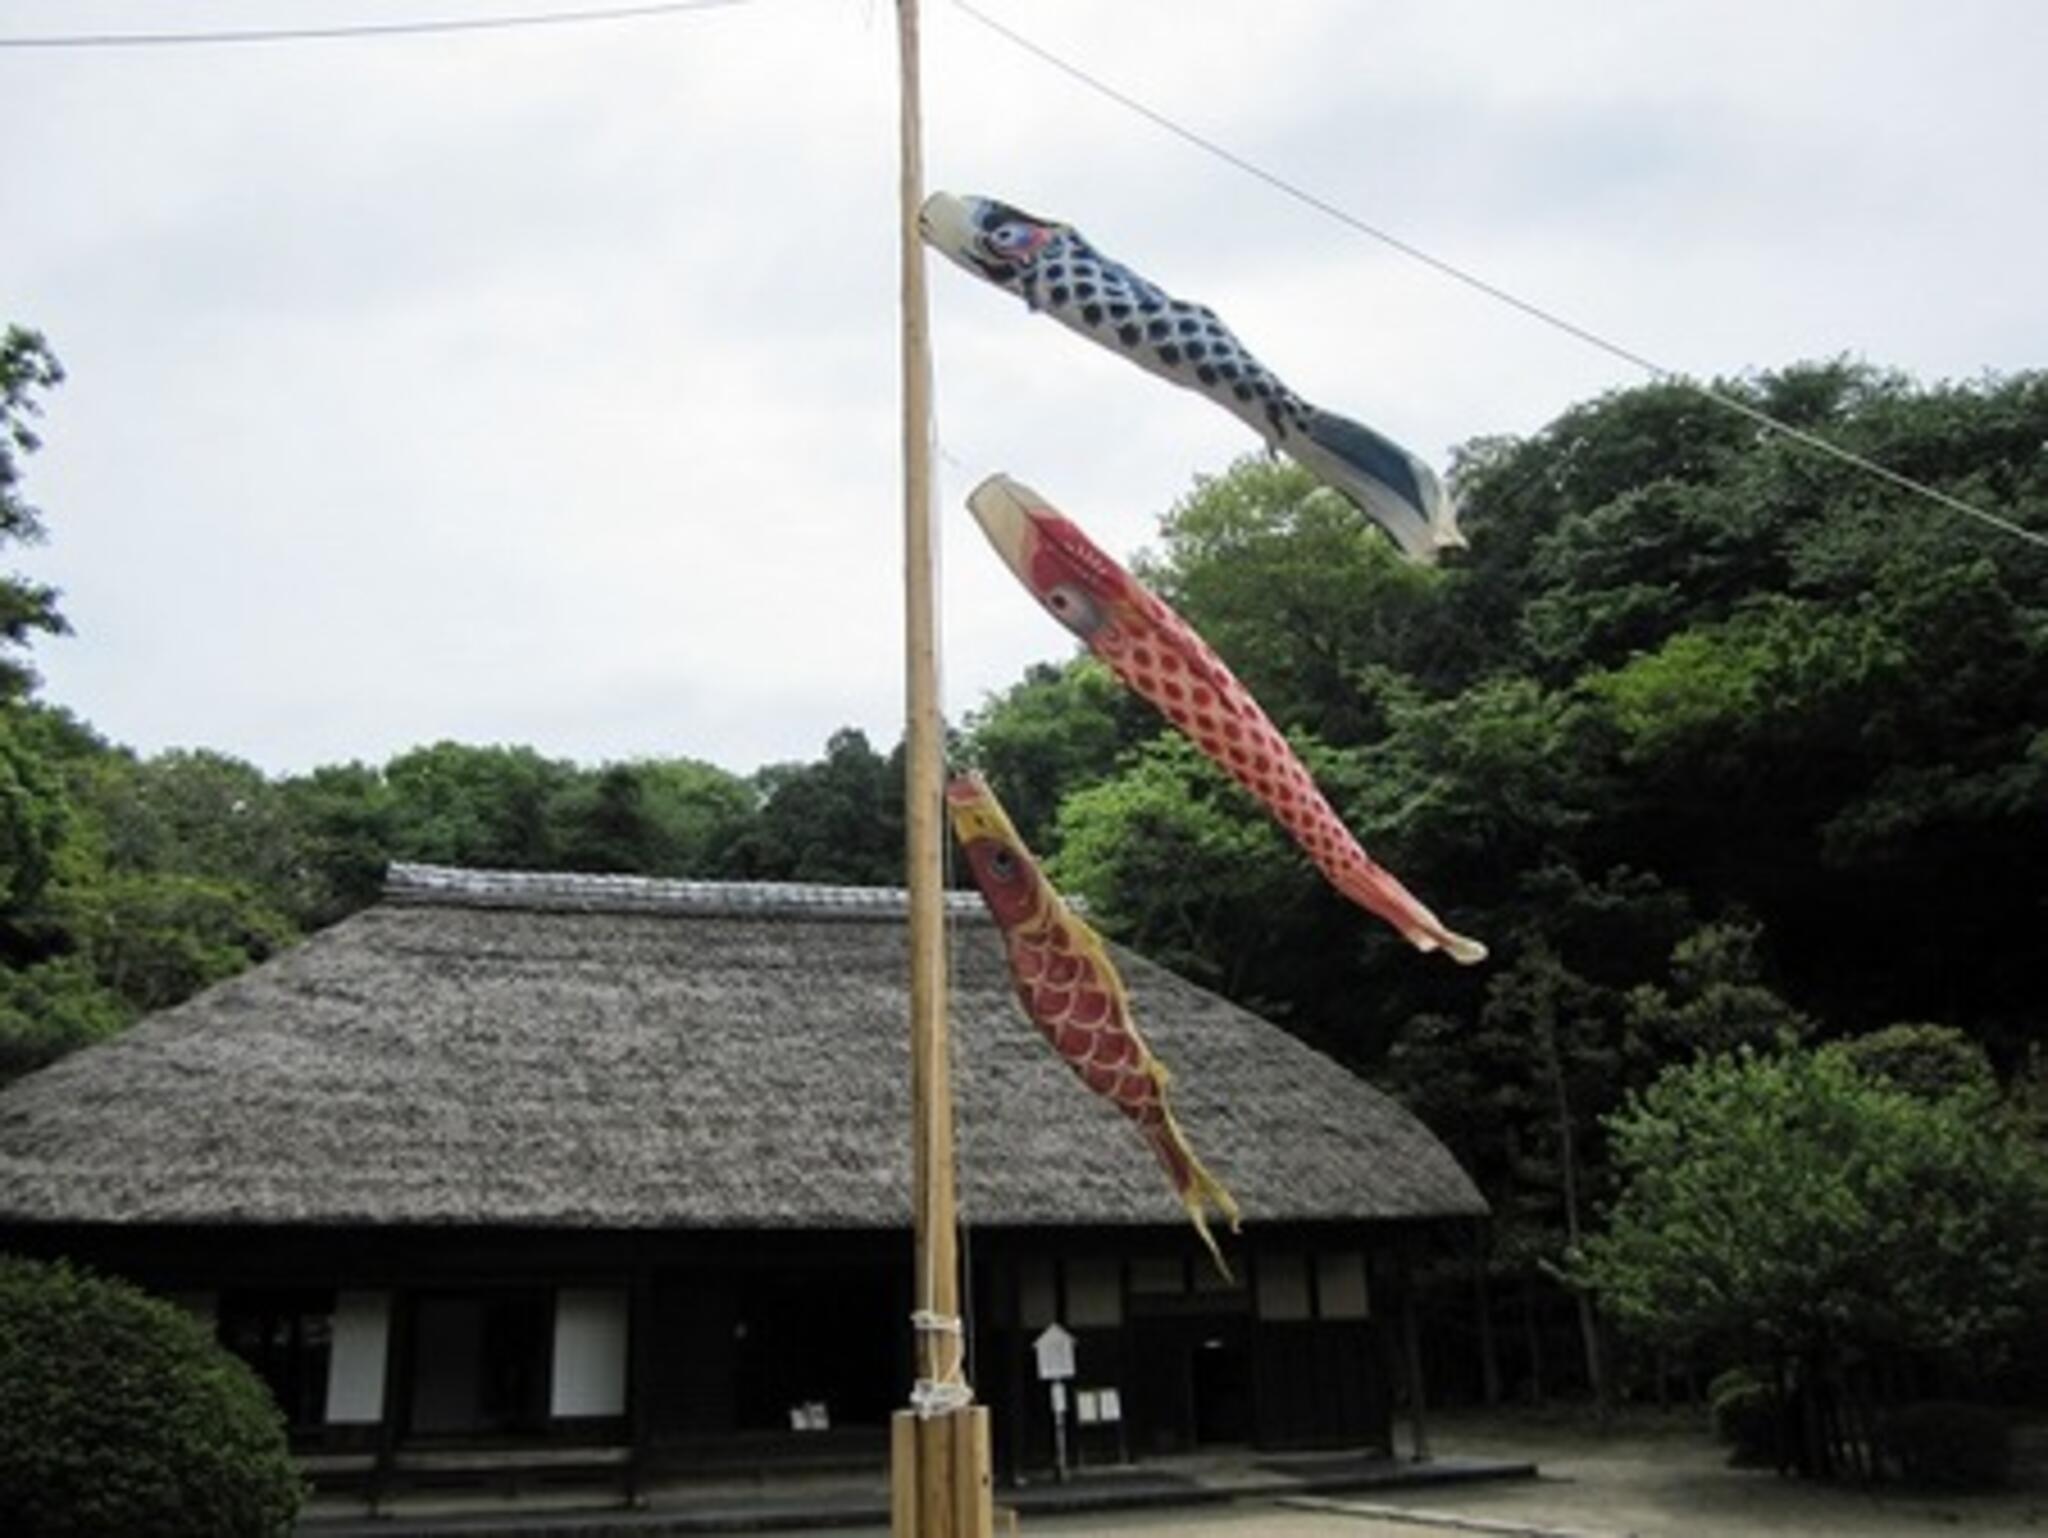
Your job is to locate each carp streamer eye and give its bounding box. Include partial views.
[986,222,1043,260]
[988,847,1019,882]
[1043,582,1102,638]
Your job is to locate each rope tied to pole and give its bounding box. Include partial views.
[910,1310,974,1418]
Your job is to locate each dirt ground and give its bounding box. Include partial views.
[944,1408,2048,1538]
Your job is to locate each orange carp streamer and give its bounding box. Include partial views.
[967,473,1486,965]
[947,772,1241,1274]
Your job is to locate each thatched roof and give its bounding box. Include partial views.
[0,865,1484,1230]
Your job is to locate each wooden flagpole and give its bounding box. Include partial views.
[893,1,992,1534]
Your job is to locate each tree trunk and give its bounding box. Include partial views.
[1535,980,1609,1420]
[1772,1354,1795,1476]
[1471,1230,1504,1407]
[1520,1274,1546,1406]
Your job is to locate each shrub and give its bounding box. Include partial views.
[1880,1401,2012,1490]
[1708,1366,1782,1467]
[0,1256,303,1537]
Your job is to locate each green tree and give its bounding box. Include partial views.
[0,327,69,700]
[961,658,1150,853]
[1572,1044,2048,1469]
[547,757,754,876]
[49,874,295,1015]
[0,957,129,1084]
[1621,919,1810,1066]
[717,728,903,885]
[1139,457,1451,732]
[65,750,315,924]
[275,762,397,927]
[0,707,69,931]
[383,741,574,870]
[1046,733,1331,1019]
[1834,1023,1997,1104]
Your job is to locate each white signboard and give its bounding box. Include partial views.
[1076,1387,1123,1424]
[1033,1321,1077,1382]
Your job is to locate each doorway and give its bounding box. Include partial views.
[407,1289,550,1436]
[1191,1323,1252,1445]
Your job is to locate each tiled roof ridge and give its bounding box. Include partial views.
[384,862,996,920]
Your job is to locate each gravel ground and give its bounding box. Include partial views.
[1027,1410,2048,1538]
[826,1408,2048,1538]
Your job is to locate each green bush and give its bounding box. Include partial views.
[1708,1366,1782,1467]
[0,1256,302,1537]
[1880,1401,2012,1490]
[0,955,133,1085]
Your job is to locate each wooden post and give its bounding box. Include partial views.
[625,1259,655,1506]
[891,1411,919,1538]
[893,0,992,1533]
[370,1290,408,1515]
[1399,1250,1431,1463]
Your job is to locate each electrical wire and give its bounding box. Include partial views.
[951,0,2048,555]
[0,0,747,50]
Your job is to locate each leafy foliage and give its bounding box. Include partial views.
[716,727,903,885]
[1048,734,1321,1009]
[0,957,128,1084]
[1571,1044,2048,1367]
[961,659,1151,853]
[0,1257,302,1538]
[1139,459,1449,733]
[0,328,68,701]
[1834,1022,1997,1104]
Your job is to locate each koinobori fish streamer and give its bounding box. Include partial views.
[947,772,1241,1273]
[968,473,1486,965]
[920,191,1465,563]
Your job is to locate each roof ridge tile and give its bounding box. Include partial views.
[384,862,993,920]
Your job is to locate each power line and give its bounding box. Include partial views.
[0,0,747,50]
[951,0,2048,555]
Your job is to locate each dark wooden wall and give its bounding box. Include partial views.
[0,1217,1425,1481]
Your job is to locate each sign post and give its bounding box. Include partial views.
[1033,1323,1077,1483]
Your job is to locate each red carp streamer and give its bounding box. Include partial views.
[947,772,1241,1275]
[967,473,1485,965]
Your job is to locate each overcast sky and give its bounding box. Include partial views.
[3,0,2043,778]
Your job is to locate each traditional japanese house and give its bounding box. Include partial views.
[0,864,1484,1494]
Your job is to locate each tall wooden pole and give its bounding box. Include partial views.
[896,0,951,1368]
[893,1,992,1533]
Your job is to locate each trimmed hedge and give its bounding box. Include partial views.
[0,1256,303,1538]
[1708,1366,1781,1467]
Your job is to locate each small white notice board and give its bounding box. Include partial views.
[1032,1321,1076,1382]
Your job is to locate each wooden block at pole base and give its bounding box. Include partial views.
[951,1406,994,1537]
[891,1410,919,1538]
[918,1412,952,1538]
[892,1407,994,1538]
